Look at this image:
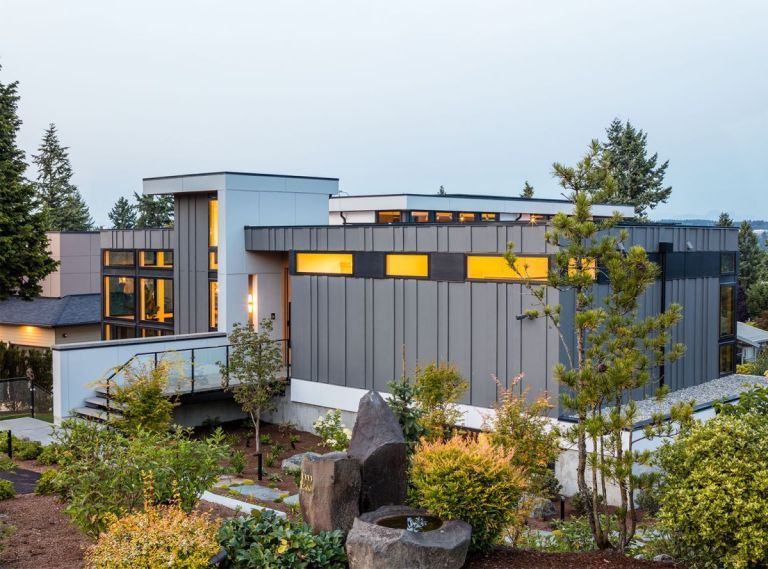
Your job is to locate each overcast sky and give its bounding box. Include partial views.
[3,1,767,226]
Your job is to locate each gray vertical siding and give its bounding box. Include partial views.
[174,194,212,334]
[246,223,736,413]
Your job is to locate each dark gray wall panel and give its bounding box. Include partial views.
[345,279,366,388]
[416,281,438,366]
[372,279,395,391]
[447,283,472,404]
[471,283,499,407]
[174,194,210,335]
[291,277,312,380]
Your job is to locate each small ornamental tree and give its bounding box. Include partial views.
[221,319,284,453]
[505,140,687,552]
[413,362,468,440]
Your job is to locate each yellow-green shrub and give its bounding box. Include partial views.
[85,476,219,569]
[0,479,15,501]
[34,469,60,496]
[657,413,768,569]
[413,362,468,440]
[410,434,525,553]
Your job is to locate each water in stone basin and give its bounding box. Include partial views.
[376,515,443,533]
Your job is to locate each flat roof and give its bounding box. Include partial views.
[143,171,339,182]
[331,192,582,204]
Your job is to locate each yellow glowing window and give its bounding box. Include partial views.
[411,211,430,223]
[377,211,402,224]
[458,212,476,223]
[467,256,549,280]
[296,253,353,275]
[140,278,173,323]
[480,213,498,221]
[386,254,429,278]
[209,280,218,330]
[435,212,454,222]
[140,250,173,268]
[209,199,218,247]
[568,258,597,278]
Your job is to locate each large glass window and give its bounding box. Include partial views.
[377,211,402,224]
[386,254,429,278]
[208,199,218,248]
[209,280,219,330]
[467,255,549,281]
[435,212,454,223]
[720,285,735,337]
[720,253,736,275]
[140,278,173,324]
[103,250,134,267]
[104,324,136,340]
[720,343,734,375]
[458,212,476,223]
[295,253,353,275]
[139,250,173,268]
[480,213,498,221]
[104,276,136,320]
[410,211,430,223]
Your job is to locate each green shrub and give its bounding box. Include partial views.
[34,469,60,496]
[410,434,525,553]
[716,384,768,416]
[103,359,178,435]
[53,420,229,536]
[218,509,346,568]
[413,362,468,440]
[0,435,42,460]
[0,479,15,500]
[36,443,61,466]
[259,434,272,446]
[230,450,246,476]
[657,412,768,568]
[386,375,426,454]
[518,517,597,552]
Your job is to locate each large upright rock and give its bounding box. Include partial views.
[348,391,408,512]
[299,452,361,535]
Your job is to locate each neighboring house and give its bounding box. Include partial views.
[0,232,102,348]
[53,171,739,433]
[737,321,768,363]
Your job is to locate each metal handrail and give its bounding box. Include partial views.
[102,339,290,421]
[0,376,52,419]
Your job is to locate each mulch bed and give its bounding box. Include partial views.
[0,494,92,569]
[465,548,685,568]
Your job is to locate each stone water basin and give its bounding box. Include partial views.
[345,505,471,569]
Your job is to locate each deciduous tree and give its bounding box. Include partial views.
[220,319,285,453]
[0,67,57,300]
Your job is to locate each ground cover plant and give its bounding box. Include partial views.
[218,509,346,569]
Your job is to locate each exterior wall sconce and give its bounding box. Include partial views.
[247,293,254,314]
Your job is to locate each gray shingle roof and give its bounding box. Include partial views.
[737,321,768,348]
[0,294,100,327]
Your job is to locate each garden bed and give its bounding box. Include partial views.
[465,547,685,568]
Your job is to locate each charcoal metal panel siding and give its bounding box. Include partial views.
[174,194,211,334]
[345,279,366,388]
[471,283,500,406]
[372,279,395,391]
[447,282,472,404]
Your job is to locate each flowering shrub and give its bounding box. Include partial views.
[85,475,219,569]
[313,409,351,451]
[410,434,526,553]
[218,509,346,569]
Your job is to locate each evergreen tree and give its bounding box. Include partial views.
[717,212,734,227]
[32,123,93,231]
[0,67,58,300]
[600,118,672,218]
[108,196,136,229]
[520,181,534,199]
[437,185,446,196]
[134,192,174,228]
[738,221,766,292]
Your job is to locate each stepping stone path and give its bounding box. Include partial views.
[229,484,284,502]
[0,468,41,494]
[284,494,299,506]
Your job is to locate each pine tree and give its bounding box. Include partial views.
[32,124,93,231]
[0,67,58,299]
[738,220,766,292]
[600,118,672,218]
[108,196,137,229]
[717,212,734,227]
[437,185,446,196]
[134,192,174,228]
[520,181,534,199]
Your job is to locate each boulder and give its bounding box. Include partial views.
[299,452,361,535]
[346,505,471,569]
[527,496,557,520]
[282,451,321,474]
[348,391,408,512]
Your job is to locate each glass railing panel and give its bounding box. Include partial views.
[192,346,227,392]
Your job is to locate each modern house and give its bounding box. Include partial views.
[736,321,768,363]
[0,232,101,349]
[51,171,739,435]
